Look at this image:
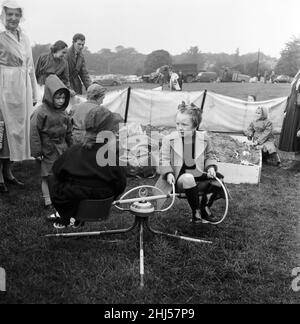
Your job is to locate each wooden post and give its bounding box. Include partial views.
[124,87,132,123]
[201,89,208,113]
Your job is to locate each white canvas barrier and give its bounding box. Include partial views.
[103,89,287,133]
[37,87,287,134]
[103,89,128,116]
[201,92,287,134]
[105,89,205,127]
[36,85,129,115]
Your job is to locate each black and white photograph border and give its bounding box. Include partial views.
[0,0,299,305]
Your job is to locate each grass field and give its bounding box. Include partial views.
[113,81,292,101]
[0,83,299,304]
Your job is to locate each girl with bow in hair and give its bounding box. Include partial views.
[156,102,225,224]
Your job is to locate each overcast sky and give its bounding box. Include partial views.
[15,0,300,57]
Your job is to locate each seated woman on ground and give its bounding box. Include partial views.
[245,106,281,166]
[49,106,127,229]
[156,102,225,224]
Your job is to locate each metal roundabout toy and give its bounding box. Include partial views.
[46,177,229,288]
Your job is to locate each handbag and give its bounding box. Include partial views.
[0,121,4,151]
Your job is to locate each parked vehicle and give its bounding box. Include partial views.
[273,75,292,84]
[195,71,218,82]
[94,75,122,86]
[172,64,198,83]
[142,72,161,83]
[220,69,250,83]
[118,75,128,83]
[232,72,251,83]
[125,75,143,83]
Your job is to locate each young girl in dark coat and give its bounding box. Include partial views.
[49,106,127,229]
[31,75,73,215]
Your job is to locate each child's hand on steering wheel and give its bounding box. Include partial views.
[167,173,176,185]
[207,167,216,179]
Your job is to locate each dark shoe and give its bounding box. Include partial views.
[190,209,202,224]
[201,205,219,224]
[53,218,70,229]
[70,218,84,229]
[53,222,67,230]
[4,177,25,187]
[0,183,9,193]
[53,218,82,230]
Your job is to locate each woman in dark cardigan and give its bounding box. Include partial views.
[35,40,73,92]
[49,107,127,229]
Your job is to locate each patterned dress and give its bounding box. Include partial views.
[246,119,277,154]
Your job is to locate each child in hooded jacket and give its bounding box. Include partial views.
[30,75,73,216]
[246,106,280,165]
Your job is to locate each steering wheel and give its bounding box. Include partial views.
[114,177,229,225]
[114,184,176,213]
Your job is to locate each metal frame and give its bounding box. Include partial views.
[45,212,212,289]
[45,180,228,288]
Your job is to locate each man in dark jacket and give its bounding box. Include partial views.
[66,33,92,95]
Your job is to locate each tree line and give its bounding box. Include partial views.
[31,38,300,77]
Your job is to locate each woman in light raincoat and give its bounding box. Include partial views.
[0,0,37,193]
